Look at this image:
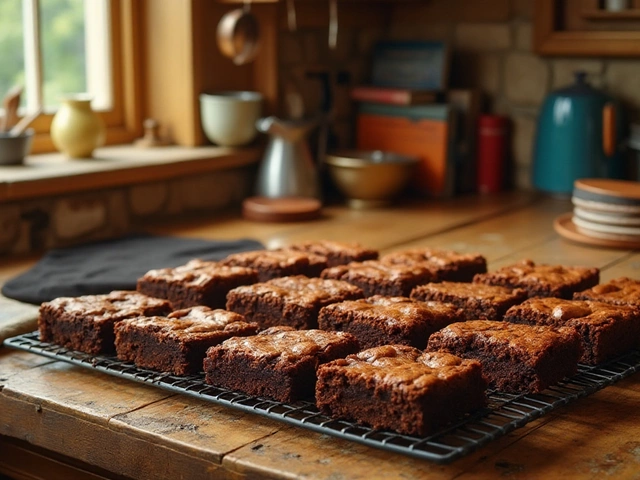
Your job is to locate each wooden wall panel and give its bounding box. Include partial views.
[143,0,200,146]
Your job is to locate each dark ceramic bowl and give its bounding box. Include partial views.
[0,129,34,165]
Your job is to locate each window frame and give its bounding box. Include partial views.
[27,0,143,154]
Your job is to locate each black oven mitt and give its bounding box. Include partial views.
[1,233,264,305]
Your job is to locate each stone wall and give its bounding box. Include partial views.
[276,0,640,190]
[389,0,640,189]
[0,166,254,256]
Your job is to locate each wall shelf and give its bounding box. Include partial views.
[534,0,640,57]
[0,145,260,203]
[581,9,640,20]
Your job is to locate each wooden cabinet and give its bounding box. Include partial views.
[534,0,640,56]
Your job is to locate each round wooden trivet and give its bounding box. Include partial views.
[554,212,640,249]
[242,196,322,222]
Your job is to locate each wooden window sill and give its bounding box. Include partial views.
[0,145,262,204]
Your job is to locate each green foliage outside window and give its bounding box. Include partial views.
[0,0,86,111]
[0,2,25,104]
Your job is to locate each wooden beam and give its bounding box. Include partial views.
[143,0,200,146]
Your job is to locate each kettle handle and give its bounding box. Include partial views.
[603,102,616,157]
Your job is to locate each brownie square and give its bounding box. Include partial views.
[381,248,487,282]
[38,291,172,354]
[316,346,486,436]
[219,249,328,282]
[411,281,528,320]
[473,259,600,299]
[203,326,359,402]
[136,259,258,310]
[282,240,379,267]
[318,295,463,349]
[320,260,436,297]
[504,297,640,365]
[574,277,640,308]
[114,306,258,375]
[427,320,582,393]
[226,275,364,330]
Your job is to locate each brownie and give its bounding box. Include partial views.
[203,326,359,402]
[136,259,259,310]
[38,291,172,354]
[281,240,379,267]
[114,306,258,375]
[381,248,487,282]
[320,260,436,297]
[473,259,600,299]
[318,295,463,349]
[574,277,640,307]
[427,320,582,393]
[219,249,328,282]
[411,282,528,320]
[226,275,364,329]
[316,345,487,436]
[504,297,640,365]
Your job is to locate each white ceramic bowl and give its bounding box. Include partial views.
[0,129,34,165]
[199,91,263,147]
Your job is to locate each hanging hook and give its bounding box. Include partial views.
[286,0,297,32]
[328,0,338,50]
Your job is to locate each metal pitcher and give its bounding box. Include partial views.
[255,115,320,199]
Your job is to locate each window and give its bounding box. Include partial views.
[0,0,141,153]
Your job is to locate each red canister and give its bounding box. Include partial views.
[477,115,508,194]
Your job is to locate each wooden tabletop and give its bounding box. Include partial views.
[1,191,640,480]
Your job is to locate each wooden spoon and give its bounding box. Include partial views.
[10,108,43,136]
[1,85,23,132]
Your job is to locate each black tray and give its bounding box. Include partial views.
[5,331,640,464]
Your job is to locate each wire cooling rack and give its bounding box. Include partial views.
[5,331,640,464]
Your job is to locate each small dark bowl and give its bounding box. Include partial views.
[0,129,34,165]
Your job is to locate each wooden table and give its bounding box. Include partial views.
[2,192,640,479]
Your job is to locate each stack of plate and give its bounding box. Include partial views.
[554,178,640,248]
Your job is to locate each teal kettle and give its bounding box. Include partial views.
[533,72,626,195]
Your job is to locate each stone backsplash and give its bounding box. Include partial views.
[275,0,640,190]
[0,166,254,257]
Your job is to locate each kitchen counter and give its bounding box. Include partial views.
[1,191,640,479]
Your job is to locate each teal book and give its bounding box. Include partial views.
[371,41,451,91]
[358,102,451,121]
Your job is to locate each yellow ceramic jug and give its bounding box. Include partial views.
[51,94,106,158]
